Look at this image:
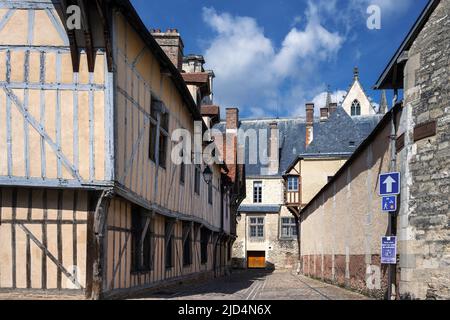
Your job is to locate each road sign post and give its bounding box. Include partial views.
[379,171,401,300]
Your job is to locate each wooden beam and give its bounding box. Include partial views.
[60,0,80,72]
[2,87,82,182]
[90,189,114,300]
[109,232,131,290]
[95,0,113,71]
[17,223,83,289]
[77,0,95,72]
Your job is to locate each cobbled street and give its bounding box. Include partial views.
[134,270,369,300]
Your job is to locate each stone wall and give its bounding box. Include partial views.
[398,0,450,300]
[232,208,299,270]
[299,112,395,299]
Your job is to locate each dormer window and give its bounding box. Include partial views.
[351,100,361,116]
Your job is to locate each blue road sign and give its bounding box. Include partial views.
[379,172,400,196]
[381,237,397,265]
[382,196,397,212]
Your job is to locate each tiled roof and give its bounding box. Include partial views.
[214,107,382,177]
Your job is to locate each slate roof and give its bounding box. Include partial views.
[214,107,382,178]
[238,205,281,213]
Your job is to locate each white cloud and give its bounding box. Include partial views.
[200,0,412,118]
[202,2,344,117]
[295,89,347,116]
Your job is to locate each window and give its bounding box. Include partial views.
[280,217,298,239]
[180,150,185,185]
[131,208,153,272]
[148,99,169,168]
[208,180,213,205]
[200,228,209,264]
[249,217,265,239]
[351,100,361,116]
[149,102,157,162]
[287,176,299,191]
[253,181,262,203]
[183,223,192,267]
[159,112,169,169]
[194,165,201,195]
[165,220,174,269]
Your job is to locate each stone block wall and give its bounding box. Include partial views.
[398,0,450,300]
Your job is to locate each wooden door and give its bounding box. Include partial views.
[247,251,266,269]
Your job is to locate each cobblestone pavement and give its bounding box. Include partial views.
[134,270,370,300]
[0,271,370,300]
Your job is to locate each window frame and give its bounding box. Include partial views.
[131,208,154,273]
[253,181,263,204]
[287,176,299,192]
[249,216,265,240]
[208,179,213,205]
[182,223,192,267]
[180,149,186,185]
[280,217,298,240]
[194,165,201,195]
[351,100,361,116]
[148,98,170,169]
[165,220,174,269]
[200,229,209,265]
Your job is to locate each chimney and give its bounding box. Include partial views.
[320,108,329,122]
[329,103,338,115]
[225,108,239,166]
[151,28,184,71]
[268,122,280,175]
[379,90,388,114]
[306,103,314,147]
[226,108,239,131]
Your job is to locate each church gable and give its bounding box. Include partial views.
[341,68,376,117]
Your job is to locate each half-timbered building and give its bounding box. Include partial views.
[0,0,245,299]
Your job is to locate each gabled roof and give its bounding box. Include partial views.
[214,108,382,178]
[374,0,441,90]
[300,103,403,215]
[307,108,382,155]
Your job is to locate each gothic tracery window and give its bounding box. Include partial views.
[351,100,361,116]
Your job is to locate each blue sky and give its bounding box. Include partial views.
[131,0,428,118]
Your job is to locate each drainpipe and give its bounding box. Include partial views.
[387,89,398,300]
[295,214,302,275]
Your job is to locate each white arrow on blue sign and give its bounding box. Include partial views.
[379,172,401,196]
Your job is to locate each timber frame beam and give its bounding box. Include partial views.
[89,188,114,300]
[59,0,114,72]
[60,0,80,72]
